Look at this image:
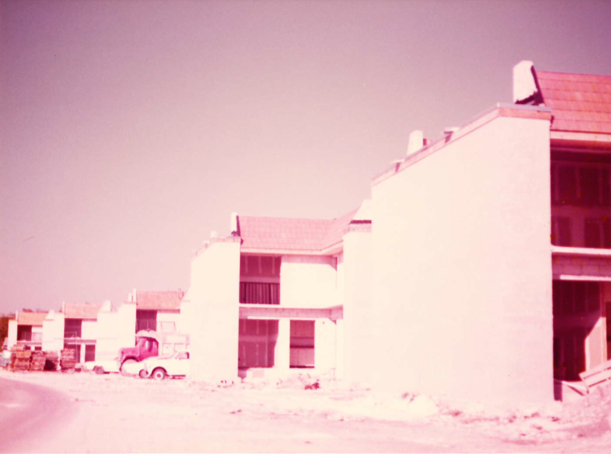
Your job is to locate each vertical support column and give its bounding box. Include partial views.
[274,318,291,374]
[603,282,611,361]
[335,319,345,379]
[315,319,336,376]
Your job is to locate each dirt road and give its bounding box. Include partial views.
[0,378,76,453]
[1,370,610,453]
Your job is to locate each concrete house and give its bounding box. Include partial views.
[366,61,611,406]
[7,312,48,351]
[187,202,372,382]
[42,302,103,362]
[129,289,184,335]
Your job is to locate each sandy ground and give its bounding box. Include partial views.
[1,369,611,453]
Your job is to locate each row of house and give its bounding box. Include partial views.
[6,290,185,363]
[185,61,611,407]
[7,61,610,408]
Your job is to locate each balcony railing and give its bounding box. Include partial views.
[239,282,280,305]
[64,329,82,339]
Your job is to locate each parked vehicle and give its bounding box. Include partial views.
[138,351,190,380]
[118,330,189,376]
[84,358,120,374]
[0,349,11,368]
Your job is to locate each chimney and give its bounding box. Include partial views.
[407,130,425,156]
[443,127,459,136]
[513,60,541,104]
[230,212,238,236]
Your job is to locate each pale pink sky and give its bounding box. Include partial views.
[1,0,610,314]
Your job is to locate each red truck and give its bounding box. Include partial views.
[118,330,189,375]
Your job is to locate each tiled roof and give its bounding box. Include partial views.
[64,303,102,320]
[238,208,360,252]
[17,312,48,326]
[536,70,611,134]
[136,290,184,311]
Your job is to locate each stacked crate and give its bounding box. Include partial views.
[60,349,77,372]
[12,349,32,372]
[30,351,46,371]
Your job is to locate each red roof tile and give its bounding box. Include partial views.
[17,312,48,326]
[536,70,611,134]
[64,303,102,320]
[238,208,361,252]
[136,291,184,311]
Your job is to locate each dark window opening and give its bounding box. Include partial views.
[64,343,81,362]
[238,319,278,368]
[64,319,82,338]
[551,216,572,246]
[17,325,32,341]
[85,345,96,362]
[136,310,157,332]
[239,282,280,305]
[553,281,600,316]
[584,218,611,249]
[552,164,610,207]
[290,320,315,368]
[552,280,602,380]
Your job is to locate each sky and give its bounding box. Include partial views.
[1,0,611,314]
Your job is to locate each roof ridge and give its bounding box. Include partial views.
[538,69,611,79]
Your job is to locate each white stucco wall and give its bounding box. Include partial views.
[371,108,554,407]
[81,320,98,340]
[280,256,338,308]
[342,228,373,384]
[7,320,17,349]
[314,319,336,375]
[96,303,136,360]
[189,238,241,381]
[178,296,193,335]
[43,311,64,352]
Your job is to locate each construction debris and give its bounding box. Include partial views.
[61,349,77,372]
[11,350,32,371]
[30,351,46,371]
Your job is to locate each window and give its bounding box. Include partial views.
[64,319,82,338]
[290,320,315,368]
[584,217,611,248]
[552,164,611,207]
[85,345,96,362]
[553,281,600,316]
[17,325,32,341]
[136,310,157,332]
[238,319,278,368]
[64,343,81,362]
[551,217,572,246]
[158,321,176,333]
[239,282,280,305]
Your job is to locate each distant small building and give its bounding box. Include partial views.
[7,311,48,351]
[187,201,372,382]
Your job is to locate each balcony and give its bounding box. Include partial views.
[239,282,280,305]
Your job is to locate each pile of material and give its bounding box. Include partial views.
[30,351,46,371]
[60,349,77,372]
[11,349,32,372]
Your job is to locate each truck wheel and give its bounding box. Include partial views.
[120,359,137,376]
[138,369,149,379]
[151,368,166,381]
[94,366,105,375]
